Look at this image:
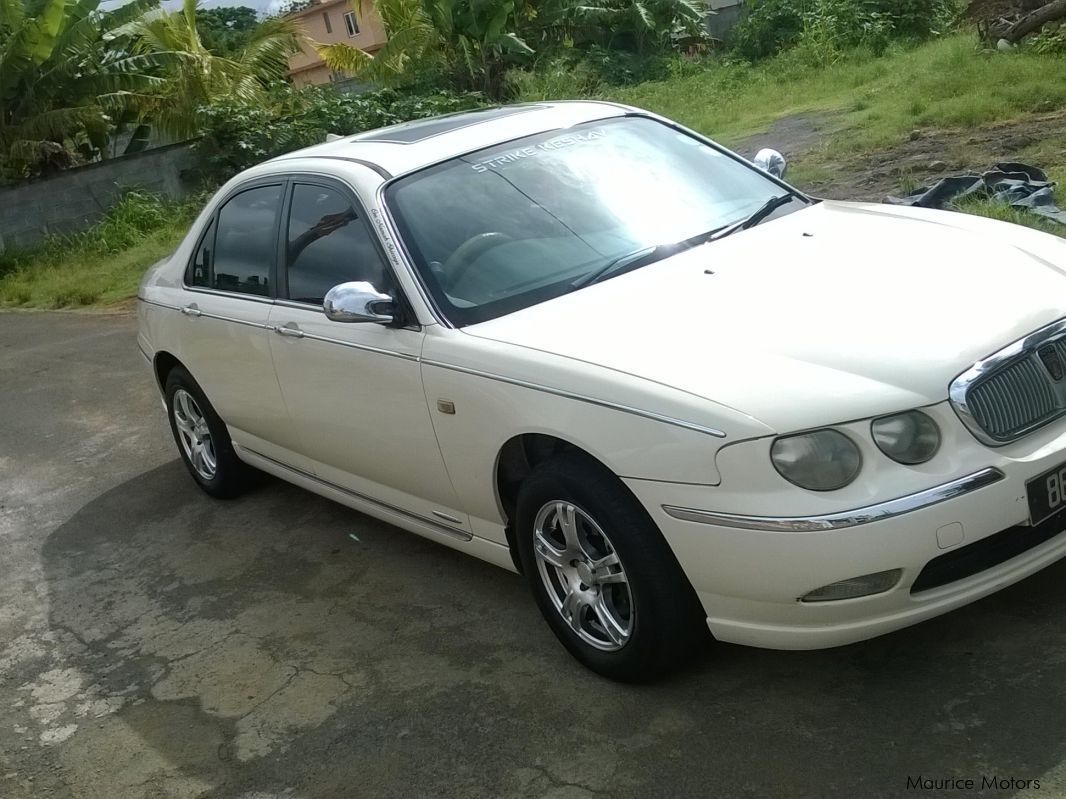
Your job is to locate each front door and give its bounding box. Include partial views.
[266,180,468,530]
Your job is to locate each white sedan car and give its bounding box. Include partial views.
[139,102,1066,680]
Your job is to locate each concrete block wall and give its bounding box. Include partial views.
[707,0,746,42]
[0,142,198,252]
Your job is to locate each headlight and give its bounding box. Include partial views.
[871,410,940,465]
[770,429,862,491]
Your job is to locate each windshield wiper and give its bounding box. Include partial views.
[569,195,799,291]
[569,245,660,290]
[709,194,796,242]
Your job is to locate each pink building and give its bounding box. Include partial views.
[286,0,388,88]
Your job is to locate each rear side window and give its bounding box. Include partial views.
[284,183,388,305]
[209,185,283,296]
[188,219,214,288]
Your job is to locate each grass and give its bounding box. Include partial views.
[570,33,1066,154]
[952,196,1066,236]
[0,193,199,309]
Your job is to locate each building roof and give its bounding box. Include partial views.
[285,0,350,19]
[267,101,632,178]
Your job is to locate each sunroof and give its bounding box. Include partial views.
[355,105,544,144]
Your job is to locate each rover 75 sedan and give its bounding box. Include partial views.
[138,102,1066,680]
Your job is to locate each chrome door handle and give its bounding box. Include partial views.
[180,304,201,317]
[274,324,305,338]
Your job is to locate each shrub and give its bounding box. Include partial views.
[194,86,485,181]
[731,0,959,62]
[731,0,813,61]
[1030,23,1066,55]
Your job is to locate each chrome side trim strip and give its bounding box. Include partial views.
[297,330,420,362]
[140,296,273,330]
[663,467,1005,532]
[421,358,727,438]
[950,316,1066,447]
[138,297,180,311]
[184,286,276,304]
[235,444,473,541]
[431,510,464,524]
[198,311,273,330]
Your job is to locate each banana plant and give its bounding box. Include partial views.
[317,0,533,96]
[126,0,306,140]
[560,0,707,53]
[0,0,172,180]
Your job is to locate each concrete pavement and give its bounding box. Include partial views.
[2,310,1066,798]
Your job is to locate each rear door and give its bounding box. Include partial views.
[265,178,469,533]
[177,180,297,466]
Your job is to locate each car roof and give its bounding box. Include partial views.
[267,101,631,178]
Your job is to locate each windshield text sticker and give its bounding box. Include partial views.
[469,129,606,173]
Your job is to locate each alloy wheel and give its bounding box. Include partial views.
[172,388,217,480]
[532,500,634,652]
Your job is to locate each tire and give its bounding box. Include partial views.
[515,452,706,681]
[164,366,253,499]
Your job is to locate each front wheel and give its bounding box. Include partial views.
[516,453,706,681]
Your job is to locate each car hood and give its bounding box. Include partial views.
[463,201,1066,433]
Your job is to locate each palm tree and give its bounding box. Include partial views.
[0,0,172,180]
[317,0,533,97]
[128,0,307,140]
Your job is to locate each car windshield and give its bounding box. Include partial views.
[385,116,794,326]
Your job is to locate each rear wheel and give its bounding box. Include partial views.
[516,453,706,681]
[165,367,252,498]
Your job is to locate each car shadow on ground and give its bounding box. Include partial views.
[38,460,1066,797]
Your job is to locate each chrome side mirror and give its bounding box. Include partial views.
[753,148,788,179]
[323,281,395,324]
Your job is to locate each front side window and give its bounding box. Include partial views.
[386,117,798,326]
[212,185,283,296]
[284,183,388,305]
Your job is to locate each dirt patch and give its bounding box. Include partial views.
[788,110,1066,203]
[731,112,843,163]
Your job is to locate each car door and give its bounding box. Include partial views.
[265,178,469,531]
[178,180,296,465]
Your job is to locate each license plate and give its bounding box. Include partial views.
[1026,461,1066,525]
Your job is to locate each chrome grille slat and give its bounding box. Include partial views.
[950,318,1066,447]
[966,354,1061,442]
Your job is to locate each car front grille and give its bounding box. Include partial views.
[951,319,1066,445]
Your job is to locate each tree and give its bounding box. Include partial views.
[0,0,174,181]
[197,6,260,58]
[546,0,707,55]
[317,0,533,97]
[128,0,306,139]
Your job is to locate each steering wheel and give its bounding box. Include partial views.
[440,232,513,291]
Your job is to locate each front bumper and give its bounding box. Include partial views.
[624,442,1066,650]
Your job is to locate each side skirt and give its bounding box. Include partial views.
[233,442,517,571]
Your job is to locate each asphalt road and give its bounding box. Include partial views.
[2,310,1066,799]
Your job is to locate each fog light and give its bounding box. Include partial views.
[801,569,903,602]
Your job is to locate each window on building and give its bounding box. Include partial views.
[322,11,332,33]
[344,10,358,37]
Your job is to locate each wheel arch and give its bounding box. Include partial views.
[494,433,620,572]
[153,350,185,393]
